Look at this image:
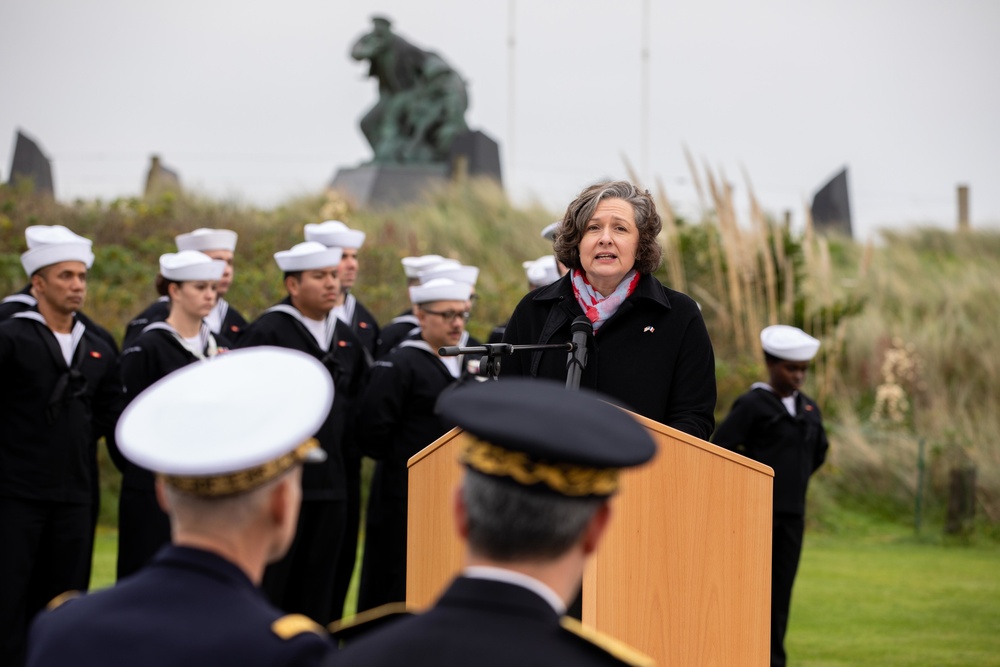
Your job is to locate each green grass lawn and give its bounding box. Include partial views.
[788,533,1000,666]
[90,522,1000,666]
[89,527,118,590]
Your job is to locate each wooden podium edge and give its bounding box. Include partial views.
[408,405,775,479]
[622,408,774,478]
[407,428,461,469]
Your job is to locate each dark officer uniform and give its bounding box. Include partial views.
[122,295,247,346]
[0,309,122,665]
[114,322,230,579]
[332,378,657,667]
[355,331,479,612]
[26,546,331,667]
[337,577,651,667]
[238,299,367,625]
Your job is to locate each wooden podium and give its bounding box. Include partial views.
[406,411,774,666]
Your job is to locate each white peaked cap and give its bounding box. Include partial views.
[274,242,343,272]
[409,278,472,305]
[304,220,366,249]
[541,221,562,241]
[115,347,332,496]
[21,244,95,277]
[418,263,479,287]
[523,255,560,287]
[401,254,457,278]
[159,251,226,282]
[175,228,238,253]
[25,225,93,250]
[760,325,821,362]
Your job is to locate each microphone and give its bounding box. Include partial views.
[565,316,592,391]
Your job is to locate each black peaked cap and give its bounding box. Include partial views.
[436,379,656,469]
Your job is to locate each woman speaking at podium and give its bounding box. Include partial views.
[500,180,716,441]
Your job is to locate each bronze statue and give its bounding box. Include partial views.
[350,17,469,164]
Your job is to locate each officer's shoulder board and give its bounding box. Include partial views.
[271,614,326,640]
[328,602,411,643]
[560,616,656,667]
[46,590,83,611]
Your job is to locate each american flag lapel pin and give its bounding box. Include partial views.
[643,326,655,333]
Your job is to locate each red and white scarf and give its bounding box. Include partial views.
[571,269,640,332]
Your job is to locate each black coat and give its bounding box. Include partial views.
[336,576,650,667]
[0,311,122,503]
[500,272,716,441]
[712,386,829,515]
[26,546,333,667]
[237,300,368,501]
[123,297,247,346]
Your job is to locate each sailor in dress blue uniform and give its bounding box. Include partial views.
[26,347,337,667]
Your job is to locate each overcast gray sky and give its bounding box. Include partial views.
[2,0,998,240]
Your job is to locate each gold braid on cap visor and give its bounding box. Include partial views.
[160,438,320,498]
[461,438,619,497]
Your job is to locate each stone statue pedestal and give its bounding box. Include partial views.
[449,130,502,185]
[329,130,502,209]
[329,163,449,208]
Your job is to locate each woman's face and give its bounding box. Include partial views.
[171,280,218,320]
[579,198,639,291]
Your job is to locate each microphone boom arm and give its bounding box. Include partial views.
[438,342,574,381]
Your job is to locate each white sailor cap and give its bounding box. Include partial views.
[25,225,93,250]
[175,228,238,253]
[115,347,333,497]
[21,231,95,277]
[304,220,366,249]
[541,221,562,241]
[418,263,479,287]
[760,325,821,362]
[274,242,343,272]
[523,255,560,288]
[409,278,472,305]
[159,251,226,282]
[401,255,457,278]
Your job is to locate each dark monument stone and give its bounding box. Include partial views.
[811,167,853,238]
[331,16,502,208]
[144,154,182,199]
[449,130,502,184]
[330,163,449,208]
[8,129,54,196]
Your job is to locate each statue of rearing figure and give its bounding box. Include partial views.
[350,16,470,164]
